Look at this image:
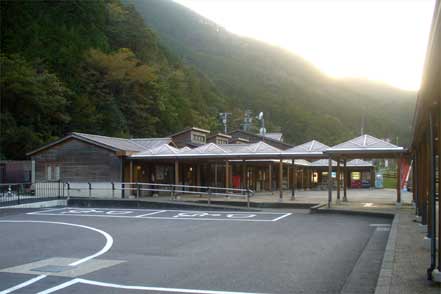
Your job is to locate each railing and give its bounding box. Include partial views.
[65,182,254,207]
[0,181,64,207]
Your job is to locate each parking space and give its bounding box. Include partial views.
[28,208,291,222]
[0,207,391,294]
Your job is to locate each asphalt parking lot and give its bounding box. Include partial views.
[0,207,392,294]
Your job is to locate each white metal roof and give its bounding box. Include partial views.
[325,134,404,154]
[310,158,373,167]
[286,140,330,153]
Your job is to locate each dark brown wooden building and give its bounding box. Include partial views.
[27,132,174,182]
[410,0,441,282]
[170,127,210,148]
[228,130,293,150]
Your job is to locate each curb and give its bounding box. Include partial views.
[309,203,327,213]
[374,214,399,294]
[67,198,261,211]
[315,207,395,219]
[0,199,67,209]
[190,200,318,209]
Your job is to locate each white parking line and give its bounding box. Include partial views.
[25,213,285,222]
[0,220,113,266]
[0,274,47,294]
[37,278,80,294]
[27,207,67,215]
[29,207,289,215]
[135,210,167,217]
[37,278,269,294]
[27,208,292,222]
[271,213,292,222]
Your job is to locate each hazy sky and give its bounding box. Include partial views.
[174,0,435,91]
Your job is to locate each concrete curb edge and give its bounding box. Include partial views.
[374,213,399,294]
[0,199,67,209]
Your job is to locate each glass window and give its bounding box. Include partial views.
[54,166,60,180]
[216,139,227,144]
[47,166,52,180]
[351,172,361,180]
[192,134,206,143]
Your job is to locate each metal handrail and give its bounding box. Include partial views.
[65,182,254,207]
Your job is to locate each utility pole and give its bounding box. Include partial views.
[360,107,366,135]
[219,112,231,134]
[257,112,266,137]
[241,109,253,132]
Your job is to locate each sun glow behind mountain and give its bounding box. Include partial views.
[175,0,435,91]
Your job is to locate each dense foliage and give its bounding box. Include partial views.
[132,0,416,146]
[0,0,223,159]
[1,0,416,159]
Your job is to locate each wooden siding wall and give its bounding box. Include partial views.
[229,131,290,150]
[31,138,122,182]
[171,130,208,148]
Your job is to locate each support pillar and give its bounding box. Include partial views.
[279,159,283,200]
[301,168,304,190]
[129,160,133,182]
[129,160,134,197]
[225,161,230,188]
[196,164,201,187]
[242,160,247,189]
[343,159,348,202]
[328,157,332,208]
[214,163,218,187]
[268,163,272,192]
[396,156,401,205]
[428,111,437,279]
[306,168,310,190]
[438,105,441,274]
[174,160,179,186]
[336,159,341,203]
[291,160,296,200]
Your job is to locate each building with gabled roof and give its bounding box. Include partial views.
[228,130,293,150]
[325,134,404,157]
[27,132,174,183]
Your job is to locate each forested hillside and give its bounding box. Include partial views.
[132,0,416,146]
[0,0,226,159]
[1,0,416,160]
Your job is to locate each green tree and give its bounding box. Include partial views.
[0,54,70,159]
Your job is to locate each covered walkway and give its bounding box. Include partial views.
[127,135,406,206]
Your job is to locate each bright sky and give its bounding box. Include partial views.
[174,0,435,91]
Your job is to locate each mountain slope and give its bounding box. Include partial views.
[0,0,225,159]
[131,0,416,146]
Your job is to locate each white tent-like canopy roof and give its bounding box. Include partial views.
[131,141,284,160]
[130,134,405,160]
[283,140,330,158]
[310,158,373,167]
[325,134,404,157]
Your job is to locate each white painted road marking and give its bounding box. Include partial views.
[135,210,167,217]
[0,220,113,266]
[0,274,46,294]
[0,220,114,293]
[37,277,269,294]
[271,213,292,222]
[37,278,79,294]
[28,208,292,222]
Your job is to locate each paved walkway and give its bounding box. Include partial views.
[378,207,440,294]
[172,188,413,211]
